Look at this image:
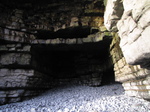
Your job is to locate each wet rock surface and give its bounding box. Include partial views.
[0,84,150,112]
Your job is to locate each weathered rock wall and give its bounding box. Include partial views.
[74,53,109,86]
[0,0,106,44]
[117,0,150,67]
[0,0,114,105]
[0,0,110,105]
[104,0,124,31]
[0,43,56,105]
[110,34,150,100]
[0,0,104,39]
[106,0,150,100]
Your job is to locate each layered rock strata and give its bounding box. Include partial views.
[0,0,113,105]
[0,43,56,105]
[106,0,150,99]
[105,0,150,67]
[110,34,150,100]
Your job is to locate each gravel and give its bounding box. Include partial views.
[0,83,150,112]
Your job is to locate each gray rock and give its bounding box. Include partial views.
[123,0,136,12]
[127,27,142,44]
[0,53,31,65]
[4,29,9,35]
[122,26,150,65]
[104,0,124,31]
[132,0,150,21]
[0,45,8,51]
[138,9,150,28]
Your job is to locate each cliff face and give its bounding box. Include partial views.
[0,0,114,105]
[0,0,150,105]
[105,0,150,100]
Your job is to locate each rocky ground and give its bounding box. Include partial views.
[0,83,150,112]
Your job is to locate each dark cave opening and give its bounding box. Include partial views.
[35,26,99,39]
[31,37,115,86]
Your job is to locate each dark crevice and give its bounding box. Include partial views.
[35,26,99,39]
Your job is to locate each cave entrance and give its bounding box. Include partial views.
[31,37,115,87]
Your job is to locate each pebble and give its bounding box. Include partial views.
[0,84,150,112]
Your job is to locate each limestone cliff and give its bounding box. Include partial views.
[105,0,150,100]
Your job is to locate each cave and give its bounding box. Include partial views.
[31,26,114,86]
[31,37,114,86]
[0,0,150,107]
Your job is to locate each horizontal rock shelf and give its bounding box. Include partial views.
[0,28,111,45]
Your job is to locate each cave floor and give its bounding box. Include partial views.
[0,84,150,112]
